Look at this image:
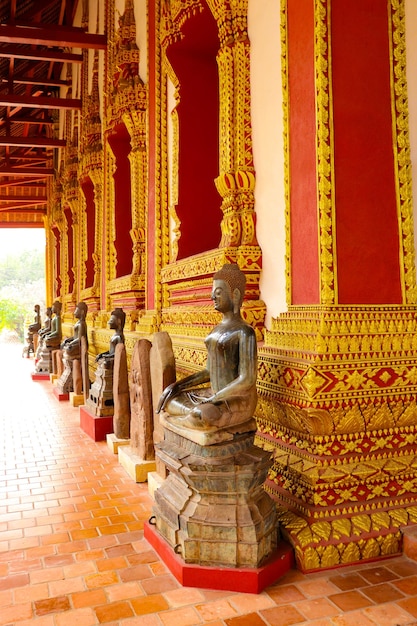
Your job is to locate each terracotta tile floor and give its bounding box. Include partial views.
[2,341,417,625]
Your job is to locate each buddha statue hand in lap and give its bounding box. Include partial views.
[44,301,62,349]
[61,302,88,360]
[95,308,125,365]
[157,263,257,432]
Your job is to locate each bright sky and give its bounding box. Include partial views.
[0,228,46,259]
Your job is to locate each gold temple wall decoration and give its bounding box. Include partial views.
[389,0,417,303]
[104,0,148,318]
[255,0,417,570]
[159,0,265,348]
[78,31,103,311]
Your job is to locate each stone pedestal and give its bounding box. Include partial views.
[107,433,131,454]
[79,405,113,442]
[118,445,156,482]
[35,344,53,373]
[56,354,74,396]
[70,392,85,407]
[53,386,69,402]
[86,359,114,416]
[152,427,277,569]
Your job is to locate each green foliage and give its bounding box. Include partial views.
[0,250,44,288]
[0,249,45,340]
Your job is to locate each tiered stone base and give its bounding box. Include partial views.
[86,360,114,416]
[144,520,293,593]
[152,427,279,570]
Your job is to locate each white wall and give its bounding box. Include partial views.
[405,0,417,267]
[248,0,287,329]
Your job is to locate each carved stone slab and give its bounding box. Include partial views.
[149,332,176,477]
[130,338,154,460]
[113,343,130,440]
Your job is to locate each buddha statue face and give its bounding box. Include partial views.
[211,280,234,313]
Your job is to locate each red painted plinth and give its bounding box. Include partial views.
[53,387,69,402]
[31,372,50,381]
[144,521,294,594]
[79,405,113,442]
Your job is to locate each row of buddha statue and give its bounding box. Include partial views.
[28,265,279,572]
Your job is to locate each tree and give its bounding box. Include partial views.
[0,249,45,340]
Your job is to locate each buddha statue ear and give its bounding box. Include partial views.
[232,288,241,315]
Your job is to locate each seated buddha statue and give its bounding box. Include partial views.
[44,300,62,349]
[61,301,88,359]
[157,263,257,432]
[95,308,125,364]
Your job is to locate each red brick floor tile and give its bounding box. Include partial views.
[386,557,417,577]
[0,572,29,590]
[363,603,416,625]
[106,581,144,602]
[95,600,135,622]
[359,565,400,584]
[396,595,417,618]
[0,602,33,626]
[265,583,306,604]
[72,588,107,608]
[130,593,170,615]
[140,573,179,594]
[360,581,405,603]
[34,595,71,616]
[85,571,120,588]
[295,597,341,620]
[119,564,154,582]
[55,607,97,626]
[158,606,203,626]
[260,604,306,625]
[195,598,238,621]
[225,615,268,626]
[328,571,370,591]
[328,589,373,611]
[392,574,417,595]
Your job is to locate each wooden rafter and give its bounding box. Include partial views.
[0,24,106,49]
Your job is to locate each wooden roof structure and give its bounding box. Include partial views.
[0,0,106,227]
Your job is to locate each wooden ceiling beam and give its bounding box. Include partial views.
[0,194,47,202]
[0,76,69,88]
[0,136,65,148]
[0,206,47,213]
[0,166,54,176]
[0,24,106,49]
[3,115,54,125]
[0,179,46,188]
[0,45,82,63]
[0,93,81,109]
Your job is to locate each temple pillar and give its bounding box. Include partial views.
[256,0,417,571]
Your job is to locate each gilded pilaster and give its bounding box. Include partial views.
[258,0,417,571]
[104,0,148,322]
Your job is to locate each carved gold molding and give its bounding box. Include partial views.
[390,0,417,303]
[259,305,417,432]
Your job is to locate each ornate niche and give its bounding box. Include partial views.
[105,0,147,329]
[159,0,265,371]
[78,55,103,315]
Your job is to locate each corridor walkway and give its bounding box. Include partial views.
[2,342,417,625]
